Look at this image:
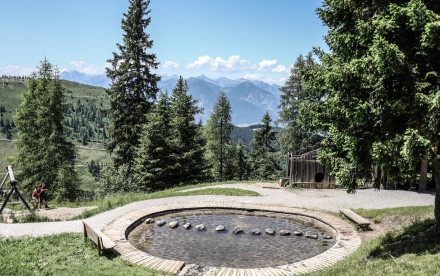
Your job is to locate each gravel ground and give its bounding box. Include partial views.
[0,183,435,238]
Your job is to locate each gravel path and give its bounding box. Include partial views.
[0,183,435,238]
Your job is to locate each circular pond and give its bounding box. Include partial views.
[127,209,336,268]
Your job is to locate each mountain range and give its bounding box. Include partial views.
[60,71,282,125]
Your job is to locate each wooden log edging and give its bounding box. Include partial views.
[102,202,362,275]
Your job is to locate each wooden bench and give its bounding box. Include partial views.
[340,208,371,229]
[83,221,116,256]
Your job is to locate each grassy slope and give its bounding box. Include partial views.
[308,216,439,275]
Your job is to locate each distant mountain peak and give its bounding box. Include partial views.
[60,71,280,125]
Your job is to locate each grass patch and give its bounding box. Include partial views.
[308,217,439,275]
[0,233,164,275]
[353,206,434,223]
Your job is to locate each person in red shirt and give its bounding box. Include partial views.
[31,185,41,209]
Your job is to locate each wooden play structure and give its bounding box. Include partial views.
[0,165,35,214]
[283,145,336,189]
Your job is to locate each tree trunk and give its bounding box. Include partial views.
[419,152,428,192]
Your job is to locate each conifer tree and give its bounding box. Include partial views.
[14,59,77,200]
[250,112,280,180]
[277,52,322,154]
[234,140,250,180]
[170,76,207,184]
[134,92,174,191]
[105,0,160,171]
[204,91,234,181]
[304,0,440,230]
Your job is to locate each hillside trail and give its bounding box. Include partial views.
[0,182,434,239]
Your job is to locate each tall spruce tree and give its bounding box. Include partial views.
[277,52,322,154]
[205,91,234,181]
[303,0,440,230]
[234,140,250,180]
[105,0,160,171]
[250,112,280,179]
[14,59,77,200]
[134,91,174,191]
[170,76,207,184]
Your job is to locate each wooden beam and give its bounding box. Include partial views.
[340,208,371,228]
[0,173,8,192]
[16,181,35,208]
[7,165,15,182]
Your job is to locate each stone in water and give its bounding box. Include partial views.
[183,223,191,229]
[156,220,166,226]
[293,230,303,236]
[249,229,260,235]
[265,229,275,235]
[169,221,178,229]
[215,225,225,231]
[145,218,154,224]
[196,224,205,230]
[305,231,318,239]
[322,234,332,239]
[232,226,243,234]
[280,230,290,236]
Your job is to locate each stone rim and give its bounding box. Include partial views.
[102,202,362,275]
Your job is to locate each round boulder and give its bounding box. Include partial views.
[249,229,260,235]
[195,224,205,230]
[293,230,303,236]
[144,218,154,224]
[265,229,275,235]
[215,225,225,231]
[169,221,178,229]
[280,230,291,236]
[156,220,166,227]
[305,231,318,239]
[183,223,191,229]
[233,226,243,234]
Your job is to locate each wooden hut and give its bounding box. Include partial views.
[284,145,336,189]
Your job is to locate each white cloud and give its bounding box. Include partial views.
[0,65,34,76]
[272,64,288,73]
[243,73,262,80]
[186,55,214,70]
[70,61,105,75]
[186,55,256,72]
[258,59,277,71]
[163,60,180,70]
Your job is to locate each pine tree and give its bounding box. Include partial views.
[250,112,280,180]
[14,59,77,200]
[105,0,160,171]
[204,91,234,181]
[134,92,175,191]
[170,76,207,184]
[234,140,250,180]
[277,52,322,154]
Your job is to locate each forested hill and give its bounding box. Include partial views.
[0,76,263,147]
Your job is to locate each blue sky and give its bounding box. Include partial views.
[0,0,328,85]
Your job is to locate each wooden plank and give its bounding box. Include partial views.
[340,208,371,227]
[83,221,116,252]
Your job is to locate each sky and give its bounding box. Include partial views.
[0,0,328,85]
